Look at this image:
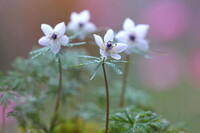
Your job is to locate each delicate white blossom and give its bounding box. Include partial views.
[38,22,69,54]
[93,29,128,60]
[115,18,149,54]
[67,10,96,40]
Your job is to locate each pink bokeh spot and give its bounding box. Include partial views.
[194,12,200,43]
[137,51,181,90]
[141,0,189,41]
[0,93,15,124]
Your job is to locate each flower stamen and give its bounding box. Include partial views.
[129,34,135,41]
[51,33,58,40]
[79,23,84,28]
[106,41,113,51]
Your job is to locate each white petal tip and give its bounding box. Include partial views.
[125,18,131,21]
[104,29,114,42]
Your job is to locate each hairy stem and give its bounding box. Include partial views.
[49,56,63,133]
[102,59,110,133]
[119,54,130,107]
[1,108,5,133]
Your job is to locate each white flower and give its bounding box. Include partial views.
[93,29,128,60]
[38,22,69,54]
[115,18,149,54]
[67,10,96,40]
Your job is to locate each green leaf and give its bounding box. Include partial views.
[143,124,154,133]
[136,124,148,133]
[78,55,100,60]
[30,47,50,59]
[90,62,102,80]
[109,60,128,63]
[29,47,49,55]
[0,91,14,109]
[105,62,122,74]
[125,111,133,123]
[71,60,100,67]
[110,110,169,133]
[68,31,83,40]
[64,42,86,47]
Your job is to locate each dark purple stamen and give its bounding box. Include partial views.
[107,43,112,48]
[79,23,84,28]
[52,33,57,40]
[129,34,135,41]
[106,41,113,51]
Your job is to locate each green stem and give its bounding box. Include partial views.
[119,54,130,107]
[49,56,63,133]
[1,108,5,133]
[54,56,63,112]
[102,58,110,133]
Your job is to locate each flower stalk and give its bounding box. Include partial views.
[92,29,128,132]
[102,58,110,133]
[119,54,130,107]
[49,55,63,133]
[54,56,63,112]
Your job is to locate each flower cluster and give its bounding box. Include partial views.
[1,8,190,133]
[38,10,149,60]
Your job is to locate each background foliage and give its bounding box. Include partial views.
[0,48,191,133]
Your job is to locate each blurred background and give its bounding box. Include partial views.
[0,0,200,132]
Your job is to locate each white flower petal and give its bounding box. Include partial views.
[50,44,61,54]
[67,21,78,31]
[41,24,53,36]
[110,53,121,60]
[123,18,135,32]
[38,36,49,46]
[54,22,66,36]
[84,22,96,33]
[135,24,149,39]
[136,40,149,51]
[60,35,69,45]
[104,29,114,42]
[100,49,108,57]
[114,43,128,53]
[70,12,79,21]
[79,10,90,22]
[93,34,103,48]
[115,31,128,43]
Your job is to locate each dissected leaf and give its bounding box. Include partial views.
[109,60,128,63]
[110,110,169,133]
[68,31,83,40]
[71,60,100,67]
[90,62,102,80]
[78,55,100,60]
[105,62,122,74]
[30,47,50,59]
[0,90,15,109]
[64,42,86,47]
